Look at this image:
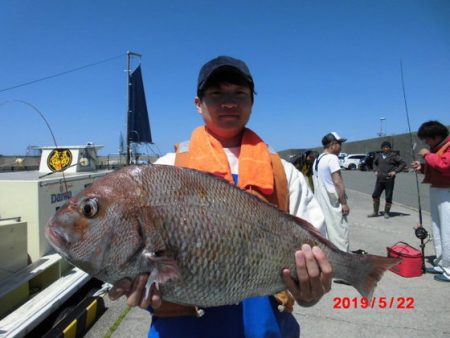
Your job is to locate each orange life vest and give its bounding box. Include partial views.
[174,135,289,211]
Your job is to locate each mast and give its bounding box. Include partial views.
[126,51,142,165]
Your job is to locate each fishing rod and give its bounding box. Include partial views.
[400,60,429,273]
[1,99,69,191]
[0,53,126,94]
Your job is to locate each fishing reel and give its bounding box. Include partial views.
[414,226,429,240]
[414,225,430,274]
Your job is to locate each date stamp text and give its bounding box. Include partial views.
[332,297,415,309]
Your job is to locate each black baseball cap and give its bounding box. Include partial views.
[197,56,254,94]
[381,141,392,148]
[321,132,347,146]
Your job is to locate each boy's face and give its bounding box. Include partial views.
[195,82,253,140]
[424,136,442,148]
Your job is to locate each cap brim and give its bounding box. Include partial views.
[198,66,251,91]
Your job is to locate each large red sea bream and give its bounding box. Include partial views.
[46,165,399,307]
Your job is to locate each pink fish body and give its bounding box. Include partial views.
[46,165,399,307]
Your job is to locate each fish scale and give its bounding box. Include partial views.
[46,164,400,308]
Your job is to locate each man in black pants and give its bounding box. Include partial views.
[368,141,407,219]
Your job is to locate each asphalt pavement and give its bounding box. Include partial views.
[85,171,449,338]
[342,170,430,213]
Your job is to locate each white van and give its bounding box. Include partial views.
[342,153,366,170]
[338,153,348,168]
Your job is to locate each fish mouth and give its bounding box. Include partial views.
[45,223,69,248]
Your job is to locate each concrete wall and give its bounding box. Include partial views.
[338,133,426,165]
[0,154,159,172]
[280,126,449,165]
[3,126,449,171]
[0,156,40,172]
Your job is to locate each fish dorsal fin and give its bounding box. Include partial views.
[290,214,323,237]
[285,212,336,249]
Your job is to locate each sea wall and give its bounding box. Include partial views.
[280,126,449,165]
[2,126,449,172]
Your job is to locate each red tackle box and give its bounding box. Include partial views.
[387,242,422,277]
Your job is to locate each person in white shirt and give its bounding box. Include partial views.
[312,132,350,252]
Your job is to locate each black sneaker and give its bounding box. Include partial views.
[425,266,444,274]
[434,273,450,282]
[351,249,368,255]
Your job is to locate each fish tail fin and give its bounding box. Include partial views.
[351,254,401,299]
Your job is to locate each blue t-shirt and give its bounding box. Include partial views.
[148,296,300,338]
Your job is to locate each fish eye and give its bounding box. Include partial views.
[80,198,99,218]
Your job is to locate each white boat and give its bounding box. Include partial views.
[0,144,110,338]
[0,51,153,337]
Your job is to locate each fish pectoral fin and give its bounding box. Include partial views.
[141,251,181,302]
[142,250,181,284]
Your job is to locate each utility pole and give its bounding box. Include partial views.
[126,51,142,165]
[378,117,386,137]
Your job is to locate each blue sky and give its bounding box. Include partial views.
[1,0,449,156]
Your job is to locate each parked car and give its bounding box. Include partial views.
[338,153,348,168]
[358,152,377,171]
[342,153,366,170]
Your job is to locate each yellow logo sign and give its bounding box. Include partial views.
[47,149,73,172]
